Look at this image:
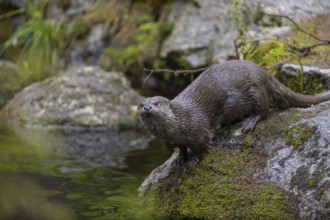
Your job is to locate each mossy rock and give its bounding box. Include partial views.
[143,148,299,220]
[245,40,294,76]
[0,60,26,105]
[140,100,330,220]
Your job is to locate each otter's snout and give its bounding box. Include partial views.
[138,102,153,112]
[138,102,154,118]
[142,103,153,112]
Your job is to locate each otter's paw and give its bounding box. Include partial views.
[186,156,201,167]
[174,154,188,167]
[241,115,262,133]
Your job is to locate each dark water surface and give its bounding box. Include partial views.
[0,121,170,219]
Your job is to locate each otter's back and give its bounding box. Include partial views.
[173,60,270,118]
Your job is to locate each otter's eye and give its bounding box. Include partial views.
[154,102,159,107]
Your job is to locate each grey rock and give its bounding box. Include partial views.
[260,103,330,219]
[0,66,142,129]
[65,0,94,18]
[244,0,330,23]
[139,151,178,194]
[280,64,330,89]
[161,0,330,68]
[160,0,235,67]
[69,24,109,66]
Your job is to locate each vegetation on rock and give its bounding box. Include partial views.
[143,148,299,220]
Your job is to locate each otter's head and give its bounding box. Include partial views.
[137,96,175,137]
[138,96,172,122]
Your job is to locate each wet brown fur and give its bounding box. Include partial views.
[138,60,330,165]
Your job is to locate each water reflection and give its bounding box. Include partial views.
[0,121,170,219]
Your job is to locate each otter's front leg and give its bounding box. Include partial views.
[175,145,188,166]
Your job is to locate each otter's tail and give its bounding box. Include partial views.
[270,79,330,109]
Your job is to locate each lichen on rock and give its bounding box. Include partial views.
[0,66,143,129]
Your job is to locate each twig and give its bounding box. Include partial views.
[142,70,154,88]
[260,12,330,43]
[254,12,330,57]
[142,67,208,86]
[144,67,208,75]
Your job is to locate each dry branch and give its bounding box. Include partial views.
[142,67,208,87]
[260,12,330,56]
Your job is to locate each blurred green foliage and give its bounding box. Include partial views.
[230,0,252,58]
[0,0,67,82]
[105,20,173,72]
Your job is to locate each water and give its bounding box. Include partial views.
[0,121,170,219]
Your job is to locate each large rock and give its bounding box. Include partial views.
[160,0,235,68]
[260,103,330,219]
[139,101,330,219]
[244,0,330,23]
[280,64,330,89]
[0,66,142,129]
[161,0,330,68]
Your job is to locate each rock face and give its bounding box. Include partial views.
[160,0,235,68]
[0,66,142,129]
[244,0,330,23]
[139,100,330,219]
[260,103,330,219]
[161,0,330,68]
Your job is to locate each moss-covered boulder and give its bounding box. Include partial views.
[279,64,330,95]
[0,66,142,129]
[139,101,330,220]
[0,60,25,106]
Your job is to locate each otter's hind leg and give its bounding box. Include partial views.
[241,88,269,133]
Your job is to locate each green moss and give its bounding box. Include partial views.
[290,166,310,193]
[253,187,296,220]
[246,41,291,74]
[0,61,26,101]
[326,200,330,209]
[245,14,330,94]
[277,68,327,95]
[105,46,143,71]
[145,148,298,220]
[102,2,173,73]
[140,104,328,219]
[247,107,322,148]
[285,124,315,151]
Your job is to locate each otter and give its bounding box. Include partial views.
[138,60,330,166]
